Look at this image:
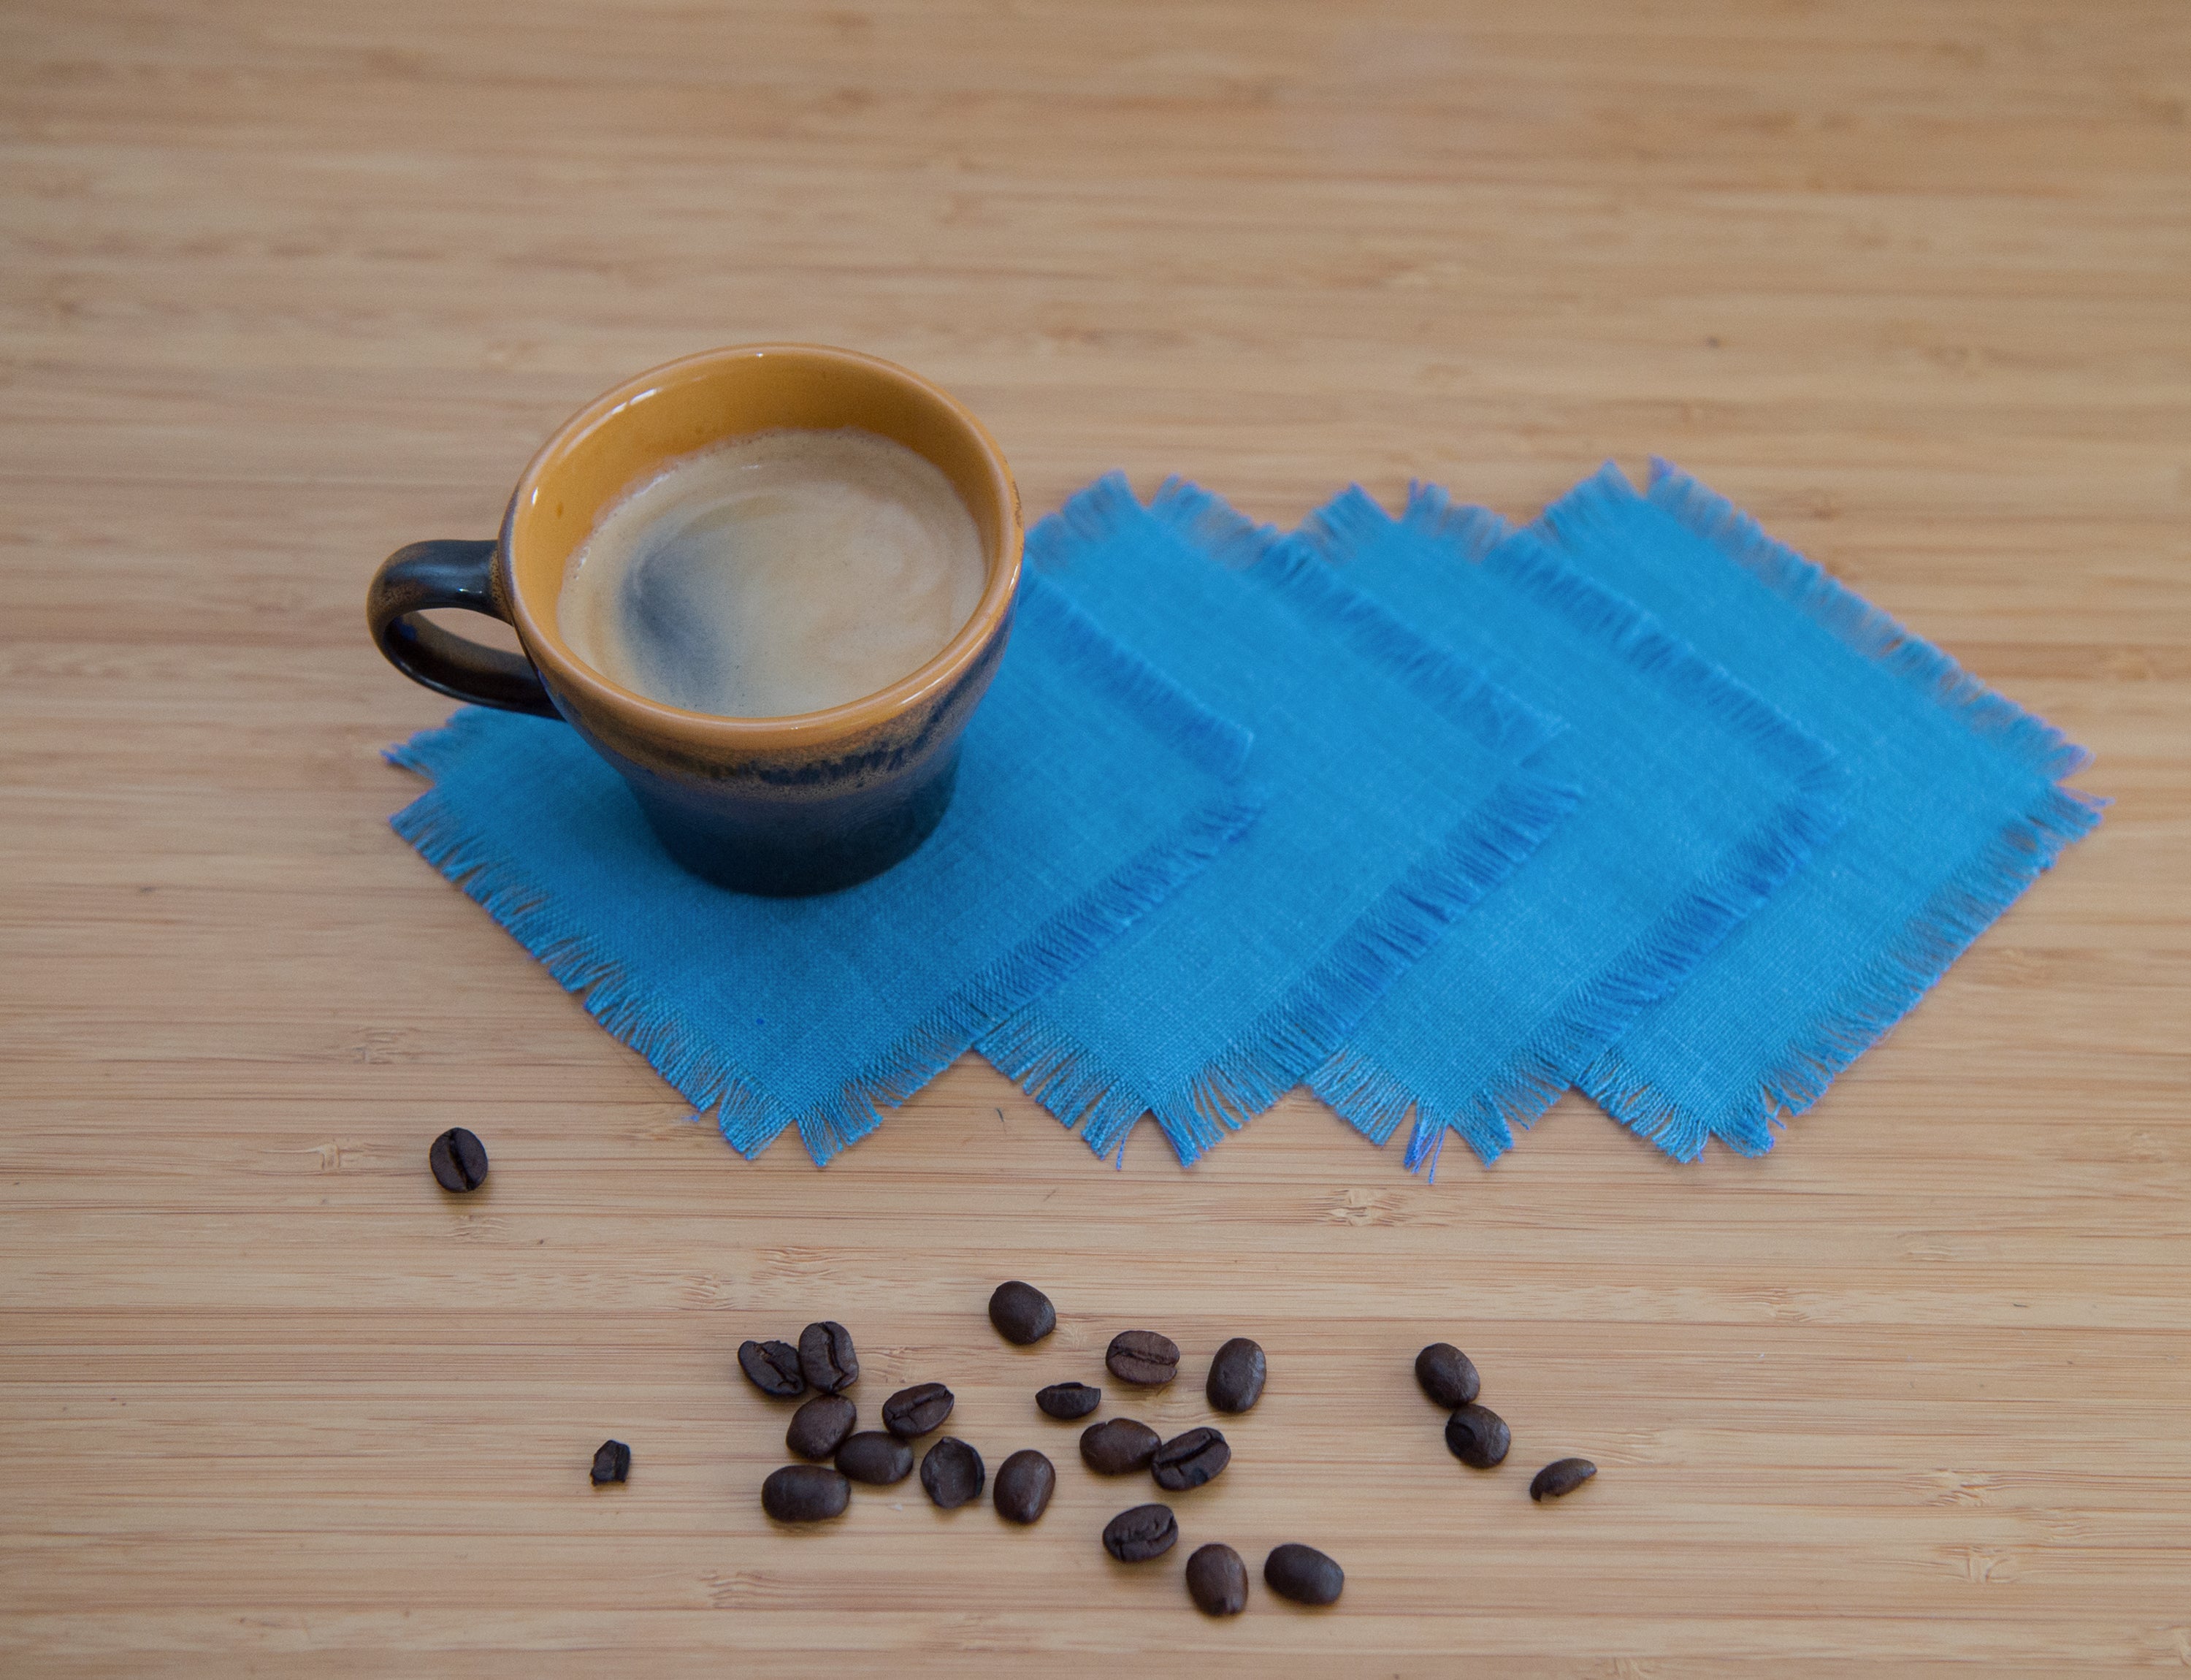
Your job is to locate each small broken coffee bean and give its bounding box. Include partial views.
[1205,1337,1266,1413]
[762,1463,849,1522]
[786,1394,856,1461]
[1445,1402,1511,1469]
[993,1448,1056,1524]
[1105,1329,1180,1386]
[918,1437,985,1509]
[1101,1503,1178,1562]
[738,1339,806,1399]
[1263,1543,1343,1605]
[1529,1457,1597,1501]
[1150,1427,1230,1492]
[1036,1381,1101,1420]
[428,1127,488,1194]
[1415,1343,1480,1410]
[835,1429,914,1485]
[988,1280,1057,1345]
[589,1440,630,1486]
[1185,1543,1248,1616]
[1079,1417,1160,1475]
[798,1321,858,1394]
[881,1382,954,1437]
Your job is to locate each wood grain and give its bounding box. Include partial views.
[2,1,2186,1674]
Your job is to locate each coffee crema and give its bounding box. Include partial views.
[558,427,987,719]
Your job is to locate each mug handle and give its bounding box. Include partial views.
[366,539,561,717]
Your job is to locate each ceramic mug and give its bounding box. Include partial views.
[367,344,1022,896]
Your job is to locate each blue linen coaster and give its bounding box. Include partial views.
[1539,461,2104,1156]
[977,473,1580,1165]
[1291,484,1848,1173]
[383,574,1265,1166]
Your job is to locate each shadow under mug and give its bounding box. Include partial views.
[366,344,1022,896]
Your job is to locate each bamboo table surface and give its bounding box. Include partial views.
[4,2,2187,1675]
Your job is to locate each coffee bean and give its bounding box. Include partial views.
[881,1382,954,1438]
[1185,1543,1248,1616]
[1105,1329,1180,1386]
[988,1280,1056,1345]
[1263,1543,1343,1606]
[798,1321,858,1395]
[919,1437,985,1509]
[762,1463,849,1522]
[1079,1417,1160,1475]
[993,1448,1056,1524]
[1529,1458,1597,1501]
[787,1394,856,1461]
[589,1440,630,1486]
[1036,1381,1101,1421]
[835,1429,914,1485]
[1445,1402,1510,1469]
[738,1339,806,1399]
[1415,1343,1480,1410]
[1205,1337,1266,1413]
[428,1127,488,1194]
[1151,1427,1230,1492]
[1101,1503,1178,1562]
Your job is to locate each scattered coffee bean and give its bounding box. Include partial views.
[1151,1427,1230,1492]
[1079,1417,1160,1475]
[1101,1503,1179,1562]
[798,1321,858,1394]
[762,1463,849,1522]
[993,1448,1057,1524]
[1205,1337,1266,1413]
[836,1429,914,1485]
[1445,1402,1511,1469]
[919,1437,985,1509]
[1036,1381,1101,1420]
[589,1440,630,1486]
[428,1126,488,1194]
[988,1280,1057,1345]
[1105,1329,1180,1386]
[738,1339,806,1399]
[881,1382,954,1437]
[1415,1343,1480,1410]
[786,1394,857,1461]
[1529,1458,1597,1502]
[1185,1543,1248,1616]
[1263,1543,1343,1605]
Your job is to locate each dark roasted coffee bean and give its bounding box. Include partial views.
[1185,1543,1248,1616]
[988,1280,1057,1345]
[1036,1381,1102,1420]
[1445,1402,1511,1469]
[1205,1337,1266,1413]
[1151,1427,1230,1492]
[881,1382,954,1437]
[1105,1329,1180,1386]
[428,1127,488,1193]
[835,1429,914,1485]
[589,1440,630,1486]
[798,1321,858,1394]
[1529,1457,1597,1501]
[919,1437,985,1509]
[1079,1417,1160,1475]
[993,1448,1056,1524]
[762,1463,849,1522]
[738,1339,806,1399]
[1263,1543,1343,1605]
[1102,1503,1178,1562]
[786,1394,856,1461]
[1415,1343,1480,1410]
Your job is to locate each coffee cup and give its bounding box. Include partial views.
[367,344,1022,896]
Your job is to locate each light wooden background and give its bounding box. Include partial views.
[3,2,2185,1675]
